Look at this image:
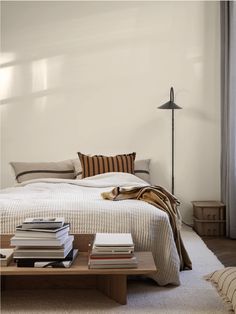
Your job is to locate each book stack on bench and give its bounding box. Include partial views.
[0,249,14,266]
[88,233,137,269]
[10,217,78,268]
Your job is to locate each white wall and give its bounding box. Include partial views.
[0,1,220,223]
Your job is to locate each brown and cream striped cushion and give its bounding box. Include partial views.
[205,267,236,313]
[78,152,136,178]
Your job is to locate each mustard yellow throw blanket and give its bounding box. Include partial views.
[102,185,192,271]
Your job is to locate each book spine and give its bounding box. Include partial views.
[17,261,67,268]
[90,255,134,259]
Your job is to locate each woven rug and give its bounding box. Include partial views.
[1,227,228,314]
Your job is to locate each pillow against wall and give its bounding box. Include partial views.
[78,152,136,179]
[73,158,151,182]
[205,267,236,313]
[134,159,151,183]
[72,158,82,179]
[10,160,76,183]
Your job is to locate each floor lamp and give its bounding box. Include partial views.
[158,87,182,195]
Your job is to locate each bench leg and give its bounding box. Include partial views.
[97,274,127,305]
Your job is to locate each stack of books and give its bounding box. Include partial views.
[11,217,78,268]
[0,249,14,266]
[88,233,137,269]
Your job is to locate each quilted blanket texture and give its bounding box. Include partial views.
[0,172,181,285]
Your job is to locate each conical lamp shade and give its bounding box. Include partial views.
[158,101,182,110]
[158,87,182,110]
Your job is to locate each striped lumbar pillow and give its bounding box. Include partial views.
[10,160,76,183]
[205,267,236,313]
[78,152,136,179]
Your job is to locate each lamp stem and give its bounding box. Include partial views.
[172,109,174,195]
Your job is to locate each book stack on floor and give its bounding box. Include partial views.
[11,218,78,268]
[88,233,137,269]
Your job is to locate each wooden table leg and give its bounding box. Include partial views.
[97,274,127,305]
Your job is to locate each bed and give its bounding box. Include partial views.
[0,172,180,286]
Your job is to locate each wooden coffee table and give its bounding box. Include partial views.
[1,234,157,305]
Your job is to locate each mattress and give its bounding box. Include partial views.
[0,172,180,285]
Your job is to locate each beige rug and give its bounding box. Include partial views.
[1,227,229,314]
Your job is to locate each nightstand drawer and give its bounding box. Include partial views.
[192,201,225,220]
[193,218,226,236]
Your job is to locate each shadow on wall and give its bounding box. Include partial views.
[0,1,220,227]
[0,2,168,104]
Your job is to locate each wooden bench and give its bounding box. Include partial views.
[1,234,157,305]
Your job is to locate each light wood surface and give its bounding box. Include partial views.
[0,233,157,305]
[97,275,127,305]
[1,252,156,276]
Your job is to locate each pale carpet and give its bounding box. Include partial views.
[1,227,229,314]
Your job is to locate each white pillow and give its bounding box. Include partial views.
[134,159,151,183]
[72,158,82,179]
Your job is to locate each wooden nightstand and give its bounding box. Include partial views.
[192,201,226,236]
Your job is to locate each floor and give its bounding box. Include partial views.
[1,226,228,314]
[202,235,236,266]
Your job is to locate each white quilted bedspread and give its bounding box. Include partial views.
[0,172,180,285]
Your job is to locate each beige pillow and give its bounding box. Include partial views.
[134,159,151,183]
[72,158,83,179]
[205,267,236,313]
[10,160,76,183]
